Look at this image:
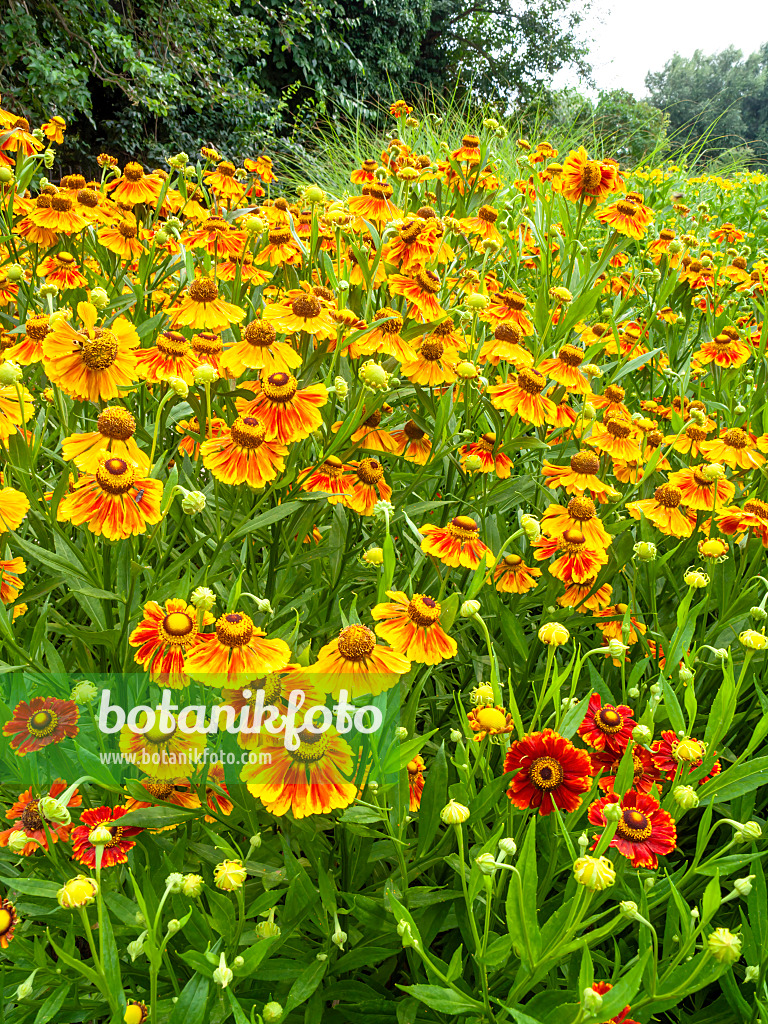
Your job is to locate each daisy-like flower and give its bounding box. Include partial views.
[407,755,425,811]
[3,696,79,755]
[236,372,327,443]
[29,192,87,234]
[695,327,752,368]
[129,598,213,689]
[596,193,654,239]
[587,417,643,463]
[534,528,609,584]
[479,288,534,335]
[200,415,288,487]
[333,406,398,455]
[399,333,460,386]
[135,331,199,384]
[588,790,676,869]
[6,312,51,365]
[219,666,323,750]
[493,554,541,593]
[0,383,34,441]
[254,226,303,267]
[345,458,392,516]
[390,420,432,464]
[558,578,614,612]
[591,383,630,419]
[667,420,713,457]
[0,899,17,948]
[627,483,697,538]
[203,160,246,201]
[668,465,734,511]
[701,427,765,470]
[185,216,248,257]
[488,368,556,426]
[461,204,502,245]
[420,514,492,569]
[717,498,768,547]
[538,345,591,394]
[578,694,635,755]
[372,591,457,665]
[42,301,139,403]
[0,487,30,532]
[0,779,81,855]
[296,455,354,504]
[222,319,302,377]
[351,307,414,363]
[186,610,291,687]
[106,162,162,204]
[71,806,143,868]
[176,416,228,460]
[559,148,621,203]
[542,451,610,497]
[460,432,513,478]
[41,114,66,142]
[39,251,88,289]
[119,710,207,780]
[504,729,592,816]
[61,406,149,473]
[311,623,411,698]
[170,279,245,332]
[468,705,515,742]
[541,495,612,549]
[388,268,445,322]
[591,744,660,795]
[241,723,359,819]
[348,181,402,224]
[478,322,533,367]
[0,557,25,604]
[57,457,163,541]
[262,289,336,339]
[97,216,144,259]
[350,158,379,184]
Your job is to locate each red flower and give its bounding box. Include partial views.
[71,806,142,868]
[588,790,676,868]
[591,981,640,1024]
[578,694,635,755]
[3,697,79,756]
[504,729,592,816]
[590,745,660,795]
[0,779,81,855]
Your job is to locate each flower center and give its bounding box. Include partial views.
[291,729,329,763]
[617,808,652,841]
[597,707,624,733]
[476,707,507,730]
[558,345,584,367]
[606,418,632,439]
[192,332,222,356]
[567,496,596,521]
[96,457,135,494]
[157,332,189,357]
[570,451,600,474]
[143,718,177,744]
[448,515,480,540]
[581,161,603,191]
[356,458,384,485]
[244,320,276,348]
[517,367,546,395]
[26,314,51,341]
[363,409,382,428]
[143,780,175,799]
[529,755,564,790]
[51,195,74,212]
[504,554,523,567]
[495,322,521,343]
[161,612,196,644]
[119,222,137,239]
[262,372,298,402]
[478,205,498,223]
[653,484,682,508]
[337,624,377,660]
[215,612,255,648]
[230,416,266,449]
[291,295,322,319]
[616,200,639,217]
[407,595,441,627]
[0,909,13,935]
[479,432,496,451]
[744,499,768,520]
[559,528,586,553]
[188,279,219,303]
[499,291,526,311]
[685,424,708,441]
[21,800,44,831]
[374,307,403,334]
[123,163,145,182]
[403,420,425,440]
[97,406,135,440]
[81,328,118,370]
[413,269,441,294]
[723,428,749,449]
[420,337,444,361]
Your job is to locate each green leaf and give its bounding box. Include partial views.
[559,690,592,739]
[401,985,483,1014]
[0,877,61,898]
[283,957,328,1016]
[228,500,303,540]
[699,757,768,804]
[33,984,71,1024]
[505,818,541,965]
[118,805,201,828]
[417,742,448,855]
[168,973,210,1024]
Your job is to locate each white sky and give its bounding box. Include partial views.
[552,0,766,98]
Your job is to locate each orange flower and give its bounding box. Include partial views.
[538,345,591,394]
[351,308,414,363]
[0,383,34,441]
[493,554,541,593]
[0,557,25,604]
[716,498,768,547]
[700,428,765,470]
[345,458,392,516]
[203,160,246,201]
[587,417,643,463]
[262,290,336,339]
[479,288,534,335]
[39,252,87,289]
[390,420,432,463]
[534,528,609,584]
[627,483,697,538]
[541,496,612,549]
[129,598,212,689]
[348,182,402,224]
[170,279,245,332]
[57,457,163,540]
[420,514,492,569]
[558,579,613,612]
[559,148,621,202]
[97,217,144,259]
[71,806,142,868]
[407,755,425,810]
[372,591,457,665]
[460,432,512,477]
[135,331,199,384]
[695,327,751,368]
[542,451,610,497]
[6,313,50,365]
[3,697,79,756]
[478,322,533,367]
[176,416,228,460]
[311,623,410,698]
[668,466,735,511]
[596,193,654,239]
[296,456,354,504]
[222,319,302,376]
[42,302,138,403]
[236,372,327,443]
[335,406,399,454]
[0,779,80,855]
[62,406,149,472]
[29,193,87,234]
[667,420,713,457]
[399,333,459,386]
[488,368,556,427]
[389,268,445,323]
[106,162,162,204]
[186,610,291,687]
[200,416,288,487]
[0,488,30,532]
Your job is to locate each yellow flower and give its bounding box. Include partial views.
[57,875,98,908]
[573,855,616,890]
[213,859,247,891]
[739,630,768,651]
[538,622,570,646]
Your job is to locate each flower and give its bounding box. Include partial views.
[296,456,354,504]
[468,705,515,742]
[346,458,392,516]
[588,790,677,868]
[739,629,768,650]
[214,859,247,890]
[538,622,570,646]
[488,368,556,426]
[707,928,742,965]
[0,898,16,948]
[119,710,207,781]
[107,162,162,204]
[627,483,697,538]
[57,875,98,908]
[222,319,302,376]
[0,556,25,605]
[311,624,410,698]
[440,799,470,824]
[420,515,492,569]
[57,457,163,540]
[61,405,149,473]
[0,487,30,532]
[129,599,212,689]
[171,278,245,331]
[504,730,592,815]
[578,694,635,754]
[0,779,81,855]
[263,289,336,338]
[596,193,655,239]
[200,416,288,488]
[573,855,616,890]
[493,554,541,593]
[236,372,327,443]
[135,331,199,384]
[71,806,143,868]
[372,591,457,665]
[560,148,621,203]
[407,756,425,811]
[42,302,138,403]
[185,610,291,686]
[3,697,79,755]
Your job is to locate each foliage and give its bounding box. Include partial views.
[0,97,767,1024]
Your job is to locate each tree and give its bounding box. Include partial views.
[645,45,768,164]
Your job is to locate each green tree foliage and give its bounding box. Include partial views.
[645,44,768,164]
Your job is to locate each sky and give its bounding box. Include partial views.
[552,0,765,98]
